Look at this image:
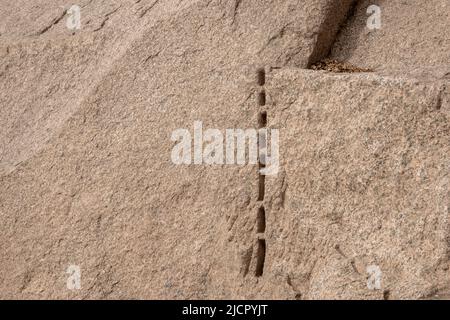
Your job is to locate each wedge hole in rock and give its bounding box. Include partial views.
[257,113,267,201]
[257,90,266,106]
[383,290,390,300]
[436,91,443,110]
[255,239,266,277]
[256,68,266,86]
[258,111,267,128]
[257,169,265,201]
[256,206,266,233]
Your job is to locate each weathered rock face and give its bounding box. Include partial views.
[0,0,449,299]
[265,70,449,299]
[0,0,200,176]
[330,0,450,79]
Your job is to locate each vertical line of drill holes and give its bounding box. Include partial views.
[255,67,266,277]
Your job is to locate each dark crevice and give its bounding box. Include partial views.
[307,0,360,68]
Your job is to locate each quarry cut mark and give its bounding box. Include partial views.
[255,239,266,277]
[255,68,268,277]
[258,170,265,201]
[258,111,267,128]
[256,68,266,86]
[257,112,267,201]
[256,207,266,233]
[257,90,266,107]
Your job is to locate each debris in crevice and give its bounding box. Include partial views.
[307,0,360,67]
[311,59,373,73]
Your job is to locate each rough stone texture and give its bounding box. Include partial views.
[330,0,450,79]
[0,0,449,299]
[0,0,199,175]
[265,70,449,299]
